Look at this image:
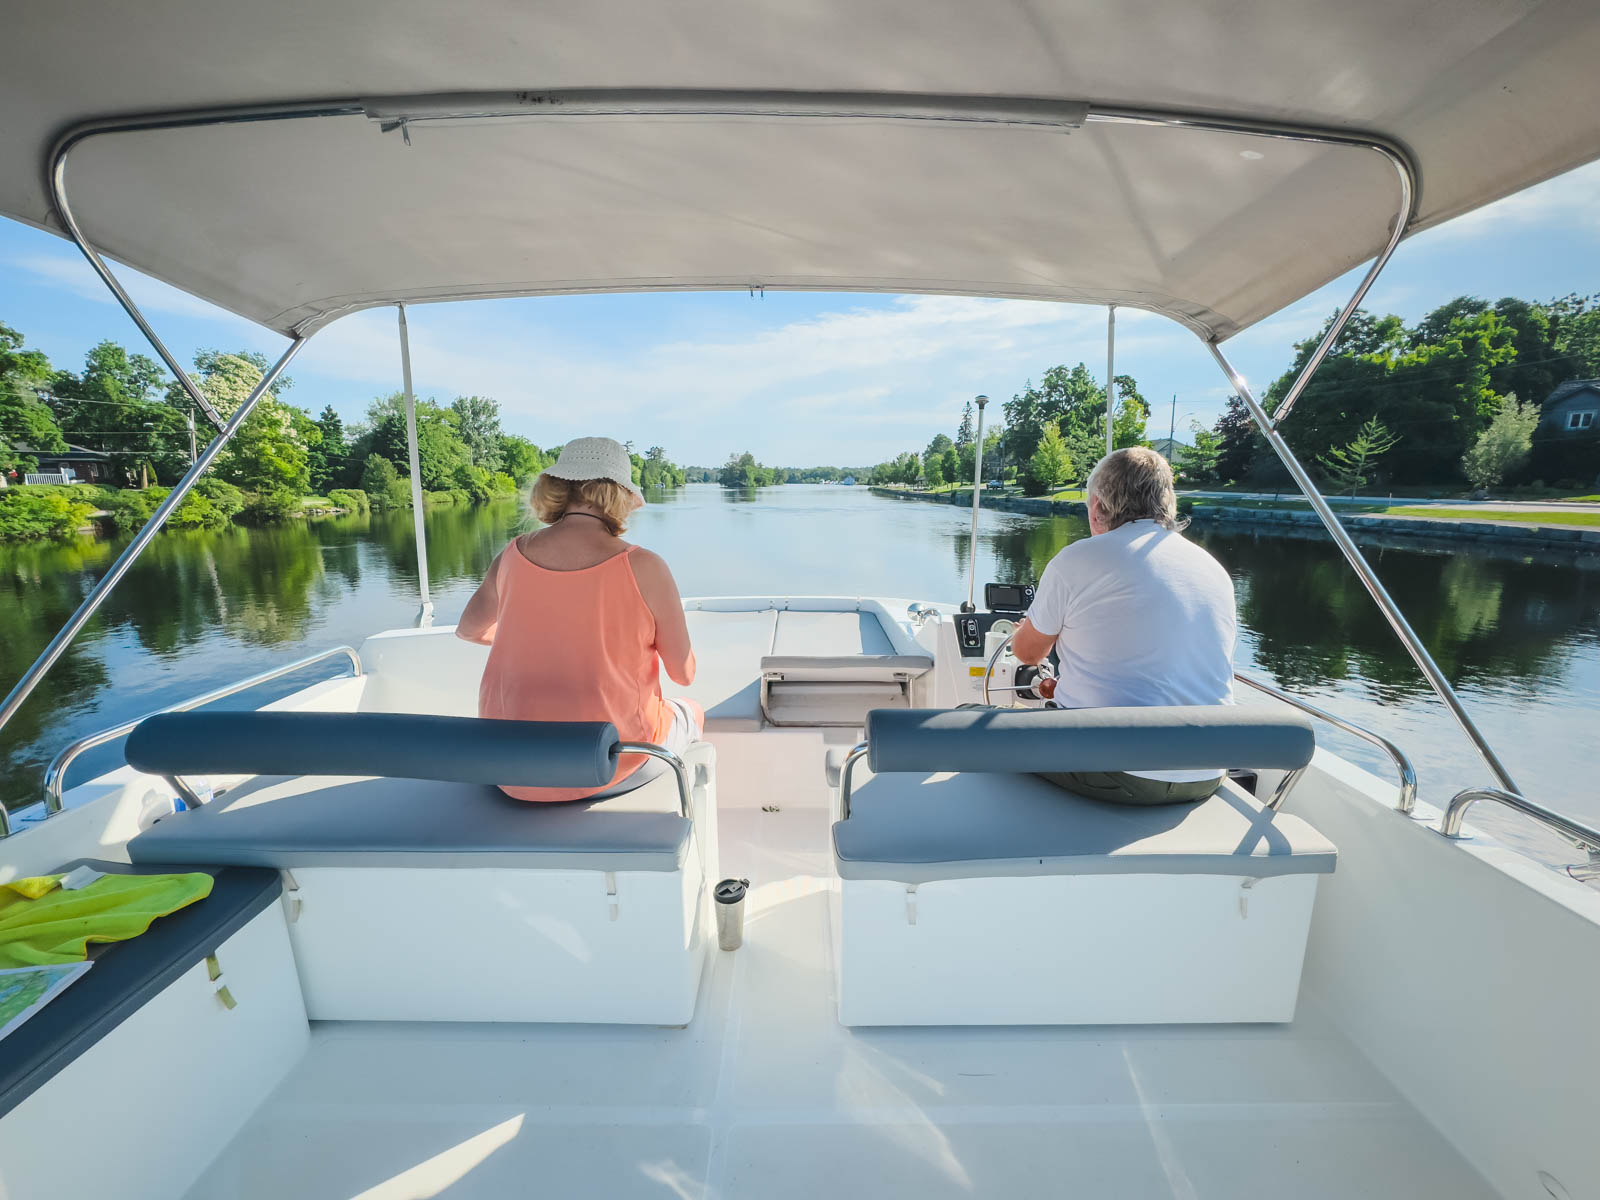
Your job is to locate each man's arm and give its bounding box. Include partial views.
[1010,617,1055,666]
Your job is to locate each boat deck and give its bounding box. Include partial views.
[185,749,1495,1199]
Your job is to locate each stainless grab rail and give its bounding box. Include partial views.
[38,645,363,819]
[1438,787,1600,857]
[1234,672,1418,815]
[615,742,694,819]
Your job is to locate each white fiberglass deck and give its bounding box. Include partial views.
[185,747,1493,1200]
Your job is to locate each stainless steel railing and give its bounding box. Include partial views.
[1234,672,1418,814]
[34,645,363,823]
[1438,787,1600,862]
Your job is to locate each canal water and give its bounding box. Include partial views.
[2,484,1596,868]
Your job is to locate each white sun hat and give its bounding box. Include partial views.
[542,436,644,502]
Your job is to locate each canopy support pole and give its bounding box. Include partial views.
[1105,306,1116,457]
[1203,338,1519,796]
[396,304,433,628]
[0,337,308,744]
[962,394,989,613]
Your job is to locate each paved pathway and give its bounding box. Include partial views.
[1178,490,1599,515]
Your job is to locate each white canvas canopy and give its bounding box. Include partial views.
[5,0,1600,340]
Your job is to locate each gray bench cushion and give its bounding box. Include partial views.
[832,772,1336,883]
[128,771,691,871]
[771,611,896,656]
[866,707,1316,775]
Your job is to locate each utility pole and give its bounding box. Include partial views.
[1167,394,1177,460]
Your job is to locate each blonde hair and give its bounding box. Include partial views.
[529,475,634,535]
[1086,447,1184,531]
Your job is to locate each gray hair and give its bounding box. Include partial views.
[1086,447,1184,531]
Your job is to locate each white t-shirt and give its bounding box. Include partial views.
[1025,519,1236,782]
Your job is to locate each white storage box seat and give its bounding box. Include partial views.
[0,864,306,1200]
[676,603,933,730]
[831,707,1333,1026]
[122,711,712,1024]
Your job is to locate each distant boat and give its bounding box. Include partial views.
[841,476,855,486]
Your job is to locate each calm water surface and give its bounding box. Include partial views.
[3,484,1596,867]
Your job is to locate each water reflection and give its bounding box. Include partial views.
[2,486,1596,845]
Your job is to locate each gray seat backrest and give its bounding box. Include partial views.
[866,706,1315,775]
[126,711,621,788]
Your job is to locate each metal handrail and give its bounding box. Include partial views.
[1438,787,1600,856]
[1234,672,1418,815]
[37,645,363,819]
[615,742,694,819]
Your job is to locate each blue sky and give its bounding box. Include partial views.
[1,160,1595,467]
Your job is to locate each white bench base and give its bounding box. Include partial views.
[0,906,307,1200]
[286,864,709,1024]
[834,871,1320,1027]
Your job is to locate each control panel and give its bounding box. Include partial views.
[953,581,1036,658]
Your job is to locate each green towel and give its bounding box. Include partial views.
[0,872,214,967]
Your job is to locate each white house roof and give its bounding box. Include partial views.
[4,0,1600,340]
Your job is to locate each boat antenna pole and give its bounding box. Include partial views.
[1105,305,1116,457]
[962,394,988,613]
[396,304,434,629]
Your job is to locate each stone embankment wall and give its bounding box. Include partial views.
[868,487,1600,554]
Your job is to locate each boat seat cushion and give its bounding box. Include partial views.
[127,771,691,871]
[832,772,1336,884]
[0,863,281,1120]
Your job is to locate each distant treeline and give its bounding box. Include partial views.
[683,458,868,486]
[0,318,687,540]
[867,293,1600,495]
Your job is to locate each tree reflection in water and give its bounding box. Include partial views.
[1,487,1596,828]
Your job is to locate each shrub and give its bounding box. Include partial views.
[490,471,518,496]
[360,453,401,497]
[0,486,97,540]
[422,488,469,506]
[193,477,245,522]
[100,486,167,533]
[238,488,303,525]
[327,487,370,513]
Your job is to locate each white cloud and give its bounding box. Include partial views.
[9,250,266,329]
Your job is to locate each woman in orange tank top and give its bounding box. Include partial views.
[455,437,703,802]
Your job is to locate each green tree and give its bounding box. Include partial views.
[640,445,685,489]
[1213,394,1261,484]
[1002,364,1146,493]
[1183,423,1222,483]
[1316,416,1401,497]
[360,453,408,508]
[310,405,347,492]
[925,432,953,461]
[1029,421,1074,493]
[179,350,311,494]
[450,395,504,471]
[1461,393,1539,492]
[0,321,64,477]
[956,401,975,447]
[51,341,182,486]
[923,453,945,488]
[941,446,962,487]
[1550,293,1600,377]
[356,393,473,491]
[498,434,549,484]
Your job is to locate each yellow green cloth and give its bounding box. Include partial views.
[0,872,213,967]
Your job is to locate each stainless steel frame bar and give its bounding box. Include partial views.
[614,742,694,818]
[1208,341,1520,795]
[1234,672,1418,814]
[0,336,308,747]
[837,742,870,820]
[1438,787,1600,855]
[396,304,434,627]
[38,645,362,818]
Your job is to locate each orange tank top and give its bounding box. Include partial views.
[478,540,673,802]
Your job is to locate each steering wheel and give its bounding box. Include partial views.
[981,630,1059,707]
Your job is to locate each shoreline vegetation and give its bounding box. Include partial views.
[1,318,690,543]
